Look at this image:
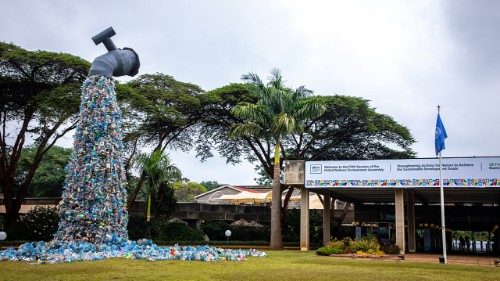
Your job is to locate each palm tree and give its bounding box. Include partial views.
[135,149,181,239]
[230,68,326,249]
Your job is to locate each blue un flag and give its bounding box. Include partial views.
[435,113,448,155]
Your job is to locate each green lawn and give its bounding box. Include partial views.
[0,250,498,281]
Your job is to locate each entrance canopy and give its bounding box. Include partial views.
[304,157,500,204]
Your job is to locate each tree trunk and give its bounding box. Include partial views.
[127,172,145,210]
[270,143,283,249]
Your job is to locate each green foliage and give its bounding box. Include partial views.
[19,206,60,241]
[172,181,207,202]
[322,236,384,256]
[201,220,230,241]
[229,220,269,241]
[380,243,401,254]
[349,237,380,253]
[199,181,223,191]
[136,150,181,217]
[0,42,89,223]
[316,246,343,256]
[127,215,148,240]
[283,210,323,245]
[16,145,72,197]
[124,74,204,151]
[152,216,204,242]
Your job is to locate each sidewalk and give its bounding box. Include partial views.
[384,253,500,267]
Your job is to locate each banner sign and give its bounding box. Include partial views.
[305,157,500,188]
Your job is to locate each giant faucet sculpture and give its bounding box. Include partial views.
[53,27,139,244]
[0,28,265,263]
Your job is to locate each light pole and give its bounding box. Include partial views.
[0,231,6,245]
[225,230,232,248]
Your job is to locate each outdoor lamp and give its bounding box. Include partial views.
[0,231,6,241]
[225,230,232,247]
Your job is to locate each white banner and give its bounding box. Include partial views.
[305,157,500,188]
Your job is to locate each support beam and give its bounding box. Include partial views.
[300,188,310,251]
[323,193,331,246]
[395,189,405,255]
[407,190,416,253]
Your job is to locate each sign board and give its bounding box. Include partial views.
[305,157,500,188]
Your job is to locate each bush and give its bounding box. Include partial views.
[349,237,380,253]
[321,236,384,256]
[19,206,59,241]
[381,243,400,254]
[230,219,269,241]
[316,246,343,256]
[201,220,230,241]
[153,216,204,242]
[127,215,148,240]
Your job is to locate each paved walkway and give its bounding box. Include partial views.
[384,253,500,267]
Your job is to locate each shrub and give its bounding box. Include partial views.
[230,219,269,241]
[127,215,148,240]
[201,220,230,241]
[380,243,400,254]
[316,246,343,256]
[19,206,59,241]
[350,237,380,253]
[153,216,204,242]
[324,237,383,255]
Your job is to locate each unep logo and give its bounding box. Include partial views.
[435,127,442,139]
[310,164,322,174]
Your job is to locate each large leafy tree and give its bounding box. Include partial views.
[172,181,207,202]
[124,74,204,208]
[16,145,72,197]
[229,69,326,249]
[0,42,89,225]
[197,73,415,248]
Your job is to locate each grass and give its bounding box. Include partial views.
[0,250,498,281]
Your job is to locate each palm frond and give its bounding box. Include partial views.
[273,113,296,135]
[268,68,283,89]
[294,85,313,99]
[229,122,263,139]
[231,103,270,124]
[296,98,327,120]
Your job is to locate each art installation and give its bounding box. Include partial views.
[0,27,265,263]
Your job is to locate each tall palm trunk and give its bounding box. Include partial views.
[270,142,283,249]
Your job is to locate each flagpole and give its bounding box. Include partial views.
[438,105,447,264]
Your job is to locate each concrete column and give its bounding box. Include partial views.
[300,188,310,251]
[323,193,331,246]
[406,190,416,253]
[395,189,405,255]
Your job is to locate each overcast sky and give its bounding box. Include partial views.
[2,0,499,185]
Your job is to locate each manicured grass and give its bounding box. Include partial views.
[0,250,498,281]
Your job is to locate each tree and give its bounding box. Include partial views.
[0,42,89,226]
[16,145,72,197]
[172,181,207,202]
[135,149,181,237]
[124,74,204,208]
[229,69,326,249]
[200,181,224,191]
[196,74,415,249]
